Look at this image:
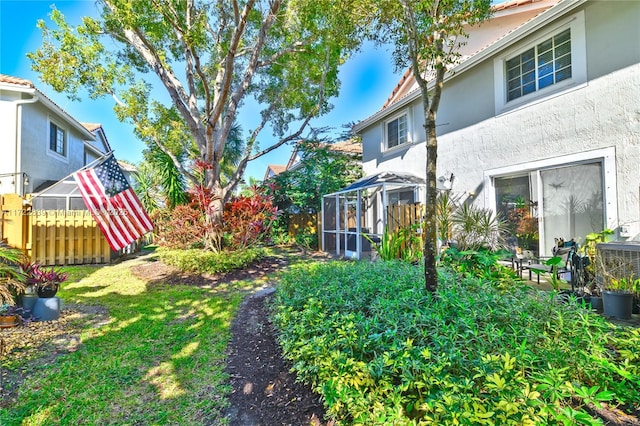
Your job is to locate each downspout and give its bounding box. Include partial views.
[12,94,38,196]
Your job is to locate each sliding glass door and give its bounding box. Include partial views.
[540,162,604,254]
[495,161,605,256]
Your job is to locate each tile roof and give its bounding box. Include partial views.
[380,0,560,110]
[0,74,34,88]
[82,123,103,132]
[329,139,362,155]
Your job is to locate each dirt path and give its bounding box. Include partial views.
[224,286,329,426]
[130,249,332,425]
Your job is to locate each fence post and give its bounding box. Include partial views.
[0,193,29,251]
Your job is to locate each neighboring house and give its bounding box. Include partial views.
[264,139,362,180]
[0,74,140,264]
[325,0,640,259]
[263,164,287,182]
[0,75,110,197]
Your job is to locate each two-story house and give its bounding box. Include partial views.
[0,75,111,198]
[323,0,640,259]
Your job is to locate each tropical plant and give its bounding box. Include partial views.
[366,225,422,263]
[22,262,69,295]
[0,247,26,305]
[436,191,461,244]
[222,185,277,250]
[579,229,614,295]
[451,203,509,251]
[530,255,566,292]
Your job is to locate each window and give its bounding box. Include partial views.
[388,189,415,206]
[494,11,586,112]
[49,122,66,156]
[386,114,408,150]
[506,29,571,102]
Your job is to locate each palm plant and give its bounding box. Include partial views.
[0,247,26,305]
[451,203,509,251]
[436,191,461,244]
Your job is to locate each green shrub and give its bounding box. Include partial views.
[272,261,640,425]
[439,246,518,288]
[158,247,265,274]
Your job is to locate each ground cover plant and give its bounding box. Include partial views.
[158,246,265,274]
[0,256,245,425]
[272,260,640,425]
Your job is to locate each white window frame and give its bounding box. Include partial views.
[484,147,618,238]
[383,110,411,152]
[48,118,68,158]
[494,11,586,114]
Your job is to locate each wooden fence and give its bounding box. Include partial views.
[287,212,322,250]
[386,203,425,233]
[1,193,112,265]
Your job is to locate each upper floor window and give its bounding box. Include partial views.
[506,29,572,102]
[385,113,408,150]
[49,122,66,156]
[494,11,586,113]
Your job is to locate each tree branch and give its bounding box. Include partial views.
[103,0,206,151]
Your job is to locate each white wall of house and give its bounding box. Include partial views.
[19,101,90,193]
[356,0,640,253]
[0,97,20,195]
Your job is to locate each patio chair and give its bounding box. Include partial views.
[520,239,578,288]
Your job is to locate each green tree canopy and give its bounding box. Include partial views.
[29,0,371,249]
[271,139,362,214]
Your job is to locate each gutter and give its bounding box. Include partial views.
[12,94,39,196]
[353,0,587,133]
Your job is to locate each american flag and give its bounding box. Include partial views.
[73,154,153,251]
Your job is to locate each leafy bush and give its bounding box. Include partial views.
[439,246,518,288]
[367,225,422,262]
[158,247,265,274]
[151,205,209,249]
[272,261,640,425]
[223,185,277,250]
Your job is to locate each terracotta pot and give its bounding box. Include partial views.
[0,314,19,328]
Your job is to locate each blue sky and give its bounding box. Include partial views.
[0,0,402,182]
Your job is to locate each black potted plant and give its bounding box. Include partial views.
[27,263,69,298]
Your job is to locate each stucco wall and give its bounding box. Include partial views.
[19,102,88,193]
[0,101,19,194]
[359,1,640,241]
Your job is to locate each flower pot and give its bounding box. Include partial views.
[32,296,60,321]
[602,290,634,320]
[21,294,39,311]
[37,285,58,298]
[0,314,19,328]
[589,296,603,313]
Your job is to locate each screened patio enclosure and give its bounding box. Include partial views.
[322,171,424,259]
[31,176,90,210]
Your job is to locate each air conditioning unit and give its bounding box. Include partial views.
[596,242,640,280]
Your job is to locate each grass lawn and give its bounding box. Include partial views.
[0,250,275,425]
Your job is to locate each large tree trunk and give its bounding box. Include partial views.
[423,116,439,293]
